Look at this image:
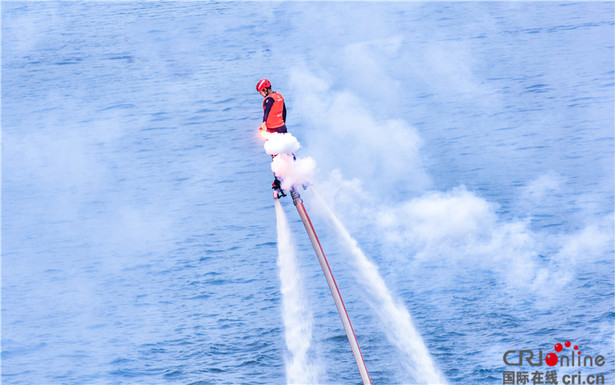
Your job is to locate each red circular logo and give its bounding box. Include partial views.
[545,352,559,366]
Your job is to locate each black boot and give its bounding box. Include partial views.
[272,178,286,198]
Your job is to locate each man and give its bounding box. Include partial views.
[257,78,287,134]
[257,78,288,197]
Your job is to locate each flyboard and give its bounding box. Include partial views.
[275,187,372,385]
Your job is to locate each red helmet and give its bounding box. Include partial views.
[256,78,271,92]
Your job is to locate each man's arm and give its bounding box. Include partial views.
[263,97,275,122]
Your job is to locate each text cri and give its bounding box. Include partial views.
[504,350,543,366]
[562,372,605,385]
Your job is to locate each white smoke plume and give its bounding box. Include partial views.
[282,40,613,379]
[263,132,316,192]
[263,132,301,155]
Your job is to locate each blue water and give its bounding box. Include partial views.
[2,2,613,384]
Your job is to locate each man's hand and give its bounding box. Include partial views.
[259,122,267,132]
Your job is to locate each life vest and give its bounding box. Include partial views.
[263,91,285,129]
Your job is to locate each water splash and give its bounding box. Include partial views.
[308,188,447,385]
[274,199,321,384]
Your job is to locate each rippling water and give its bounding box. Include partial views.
[2,2,613,384]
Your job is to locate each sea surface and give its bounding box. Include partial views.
[2,2,614,384]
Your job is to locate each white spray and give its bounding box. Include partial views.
[308,188,448,385]
[274,199,321,384]
[263,129,445,383]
